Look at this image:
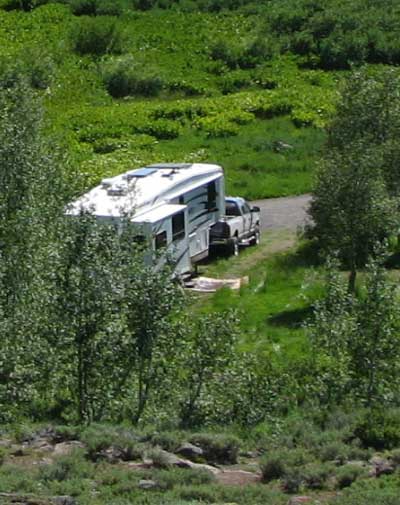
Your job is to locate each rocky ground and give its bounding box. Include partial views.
[0,427,399,505]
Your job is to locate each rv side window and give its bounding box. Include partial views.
[207,181,217,211]
[172,211,185,242]
[155,231,167,250]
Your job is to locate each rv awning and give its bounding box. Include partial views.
[131,204,187,224]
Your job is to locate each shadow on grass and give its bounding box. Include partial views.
[385,251,400,269]
[276,239,323,270]
[268,305,314,328]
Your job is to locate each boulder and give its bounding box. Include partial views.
[369,456,395,477]
[52,497,76,505]
[138,479,158,490]
[287,497,313,505]
[53,441,84,456]
[176,442,203,460]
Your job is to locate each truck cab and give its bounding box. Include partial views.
[209,197,261,256]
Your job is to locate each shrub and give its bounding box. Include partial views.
[80,424,115,460]
[144,446,173,468]
[102,56,164,98]
[39,449,92,482]
[135,119,181,140]
[282,468,303,493]
[320,441,349,463]
[72,16,123,56]
[52,425,82,442]
[188,434,240,464]
[0,447,7,466]
[70,0,123,16]
[303,462,333,490]
[387,449,400,468]
[260,450,287,482]
[336,464,368,489]
[149,432,184,453]
[70,0,97,15]
[355,410,400,450]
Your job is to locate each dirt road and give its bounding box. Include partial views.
[251,194,312,231]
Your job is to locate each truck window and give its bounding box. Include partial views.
[207,181,217,211]
[225,201,241,216]
[172,211,185,242]
[155,231,167,250]
[242,203,251,214]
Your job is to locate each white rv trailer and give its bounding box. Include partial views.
[67,163,225,276]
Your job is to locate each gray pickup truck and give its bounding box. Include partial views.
[209,197,261,256]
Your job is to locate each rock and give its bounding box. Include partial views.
[138,479,158,490]
[176,442,204,460]
[53,441,84,456]
[28,438,53,452]
[52,497,76,505]
[10,446,25,457]
[0,438,12,448]
[369,456,395,477]
[239,450,259,458]
[185,461,221,475]
[0,493,75,505]
[216,469,260,485]
[346,460,367,468]
[287,497,313,505]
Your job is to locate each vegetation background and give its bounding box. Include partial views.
[1,1,400,504]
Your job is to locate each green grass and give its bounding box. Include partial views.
[0,4,338,199]
[197,231,324,361]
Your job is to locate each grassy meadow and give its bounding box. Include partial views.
[0,2,339,198]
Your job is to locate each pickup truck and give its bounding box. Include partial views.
[209,197,261,256]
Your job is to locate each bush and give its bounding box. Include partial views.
[320,441,349,463]
[70,0,123,16]
[260,450,287,482]
[149,432,184,453]
[336,464,368,489]
[144,446,173,468]
[303,462,333,490]
[355,410,400,450]
[72,16,124,56]
[189,434,240,464]
[102,57,164,98]
[39,449,92,482]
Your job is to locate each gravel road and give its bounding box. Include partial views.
[251,194,312,231]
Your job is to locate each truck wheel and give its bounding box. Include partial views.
[226,237,239,257]
[250,227,260,246]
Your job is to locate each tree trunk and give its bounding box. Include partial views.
[348,267,357,293]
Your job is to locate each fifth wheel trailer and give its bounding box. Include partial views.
[67,163,225,276]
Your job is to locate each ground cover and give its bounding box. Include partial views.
[1,411,400,505]
[0,3,338,199]
[198,230,324,361]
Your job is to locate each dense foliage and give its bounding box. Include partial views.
[309,68,400,289]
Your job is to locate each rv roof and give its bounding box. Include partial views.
[148,163,192,170]
[131,203,186,224]
[67,163,223,219]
